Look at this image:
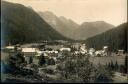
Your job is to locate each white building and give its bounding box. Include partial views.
[60,48,71,52]
[89,48,95,57]
[117,50,124,56]
[37,50,59,57]
[5,46,15,50]
[35,50,43,57]
[103,46,108,49]
[5,45,22,52]
[80,44,88,54]
[22,48,37,57]
[103,46,109,56]
[74,51,80,55]
[95,50,103,56]
[21,48,38,64]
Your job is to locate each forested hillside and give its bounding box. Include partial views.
[1,1,71,45]
[85,23,127,52]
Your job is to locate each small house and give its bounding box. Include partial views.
[5,46,15,52]
[60,48,71,52]
[95,50,103,57]
[79,44,88,54]
[102,46,111,56]
[103,46,108,51]
[5,45,22,53]
[89,48,95,57]
[117,50,124,56]
[5,46,15,50]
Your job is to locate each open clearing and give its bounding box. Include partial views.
[89,55,126,65]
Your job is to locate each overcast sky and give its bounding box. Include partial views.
[4,0,127,26]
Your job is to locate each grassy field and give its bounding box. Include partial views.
[89,55,126,65]
[1,51,9,62]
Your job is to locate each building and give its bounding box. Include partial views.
[22,48,38,64]
[95,50,103,57]
[74,51,80,55]
[5,46,15,53]
[71,43,82,50]
[89,48,95,57]
[35,50,43,57]
[103,46,108,51]
[117,50,124,56]
[102,46,111,56]
[80,44,88,54]
[22,48,37,57]
[60,48,71,52]
[95,46,110,57]
[5,46,15,50]
[5,45,22,54]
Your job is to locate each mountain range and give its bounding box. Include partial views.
[1,1,71,45]
[38,11,115,40]
[38,11,79,39]
[74,21,115,40]
[2,1,120,47]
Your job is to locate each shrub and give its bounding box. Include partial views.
[56,54,113,83]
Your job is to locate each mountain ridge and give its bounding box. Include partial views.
[1,1,72,45]
[38,11,79,39]
[38,11,115,40]
[74,20,115,40]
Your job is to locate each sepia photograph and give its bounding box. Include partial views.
[1,0,128,83]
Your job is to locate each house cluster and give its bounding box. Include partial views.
[4,42,125,65]
[93,46,110,57]
[72,44,110,57]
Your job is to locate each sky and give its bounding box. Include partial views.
[3,0,127,26]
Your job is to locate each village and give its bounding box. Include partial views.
[2,40,125,66]
[1,40,127,83]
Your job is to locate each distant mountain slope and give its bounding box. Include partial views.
[38,11,79,39]
[85,23,127,52]
[74,21,115,40]
[1,1,71,45]
[39,11,115,40]
[59,16,79,29]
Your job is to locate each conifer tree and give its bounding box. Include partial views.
[124,55,128,73]
[38,54,45,66]
[115,61,119,71]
